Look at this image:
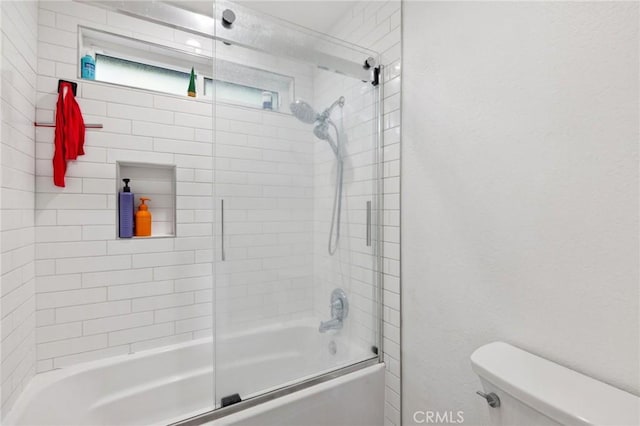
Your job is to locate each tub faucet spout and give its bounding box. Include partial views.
[319,318,343,333]
[319,289,349,333]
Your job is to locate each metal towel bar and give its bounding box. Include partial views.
[34,122,103,128]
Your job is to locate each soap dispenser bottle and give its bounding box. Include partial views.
[118,179,134,238]
[80,51,95,80]
[135,197,152,237]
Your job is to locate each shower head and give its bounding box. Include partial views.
[290,97,344,158]
[290,100,318,124]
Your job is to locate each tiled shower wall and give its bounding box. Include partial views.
[0,0,38,416]
[323,2,402,425]
[32,1,318,370]
[34,1,216,371]
[212,41,317,334]
[214,104,316,332]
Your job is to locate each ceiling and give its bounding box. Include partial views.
[165,1,358,34]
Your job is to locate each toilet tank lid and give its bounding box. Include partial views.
[470,342,640,426]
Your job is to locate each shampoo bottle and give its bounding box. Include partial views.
[135,197,152,237]
[118,179,134,238]
[262,91,273,110]
[81,52,95,80]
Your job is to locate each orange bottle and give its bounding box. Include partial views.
[135,197,152,237]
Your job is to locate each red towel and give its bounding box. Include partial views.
[53,82,86,187]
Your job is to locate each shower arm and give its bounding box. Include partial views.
[318,96,346,122]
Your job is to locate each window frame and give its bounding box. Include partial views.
[78,26,295,112]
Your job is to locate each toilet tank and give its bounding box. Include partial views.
[471,342,639,426]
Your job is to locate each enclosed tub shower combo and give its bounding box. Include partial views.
[4,1,385,424]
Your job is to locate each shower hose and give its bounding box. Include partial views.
[328,120,343,256]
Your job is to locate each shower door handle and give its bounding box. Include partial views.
[221,199,225,261]
[366,201,372,246]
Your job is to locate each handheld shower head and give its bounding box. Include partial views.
[313,121,329,140]
[290,100,318,124]
[289,97,345,256]
[290,97,343,157]
[314,121,339,157]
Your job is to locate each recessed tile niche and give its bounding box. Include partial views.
[116,162,176,238]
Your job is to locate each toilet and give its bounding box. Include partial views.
[471,342,640,426]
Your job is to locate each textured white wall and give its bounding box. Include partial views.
[0,0,38,417]
[402,2,639,424]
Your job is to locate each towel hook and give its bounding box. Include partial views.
[57,79,78,96]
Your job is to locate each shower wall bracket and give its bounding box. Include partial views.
[371,66,381,87]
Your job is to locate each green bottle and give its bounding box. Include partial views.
[188,67,196,97]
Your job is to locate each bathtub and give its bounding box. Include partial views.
[5,320,382,426]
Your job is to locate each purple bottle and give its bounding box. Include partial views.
[119,178,134,238]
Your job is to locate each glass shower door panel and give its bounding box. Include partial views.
[312,68,380,369]
[213,1,381,408]
[214,39,317,404]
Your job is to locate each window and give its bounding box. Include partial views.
[96,54,192,97]
[80,27,294,112]
[204,78,280,110]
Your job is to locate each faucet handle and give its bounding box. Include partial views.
[329,288,348,320]
[319,289,349,333]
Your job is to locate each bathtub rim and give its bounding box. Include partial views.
[3,336,213,426]
[169,357,382,426]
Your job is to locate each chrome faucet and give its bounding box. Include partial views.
[319,289,349,333]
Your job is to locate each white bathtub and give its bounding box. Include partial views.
[5,320,382,426]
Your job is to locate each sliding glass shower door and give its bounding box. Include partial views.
[212,0,383,408]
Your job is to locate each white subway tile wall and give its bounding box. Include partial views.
[0,0,38,417]
[214,101,318,332]
[34,1,216,371]
[33,1,321,372]
[212,40,317,335]
[0,1,38,420]
[323,2,402,425]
